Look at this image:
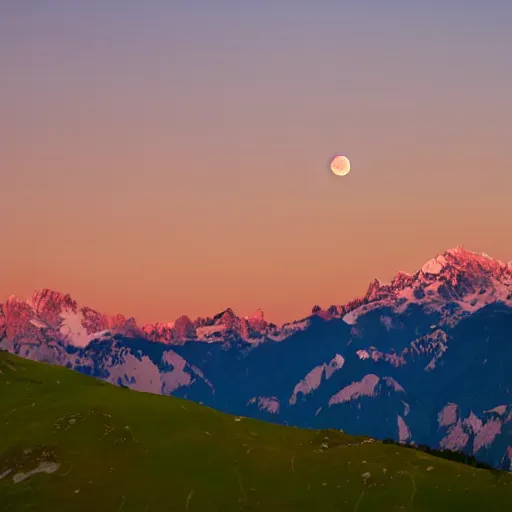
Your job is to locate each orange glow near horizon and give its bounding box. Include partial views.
[1,3,512,325]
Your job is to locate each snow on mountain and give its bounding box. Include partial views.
[248,396,280,414]
[94,346,203,396]
[289,354,345,405]
[143,308,279,345]
[328,374,381,405]
[314,246,512,326]
[421,254,447,275]
[0,288,143,349]
[2,247,512,470]
[328,374,406,406]
[397,415,412,443]
[58,311,90,347]
[3,246,510,350]
[141,322,175,343]
[439,403,459,428]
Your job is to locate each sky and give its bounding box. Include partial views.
[1,1,512,325]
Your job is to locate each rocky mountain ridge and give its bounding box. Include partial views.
[3,247,511,349]
[2,246,512,470]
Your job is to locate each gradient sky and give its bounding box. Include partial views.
[2,1,512,325]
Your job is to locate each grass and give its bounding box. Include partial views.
[0,351,511,511]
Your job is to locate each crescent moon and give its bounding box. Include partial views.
[330,155,351,176]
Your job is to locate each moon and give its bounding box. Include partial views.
[330,155,351,176]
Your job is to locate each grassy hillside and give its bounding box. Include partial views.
[0,351,511,511]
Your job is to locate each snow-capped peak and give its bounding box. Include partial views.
[314,247,512,326]
[442,246,509,272]
[1,289,144,348]
[3,247,512,349]
[29,288,78,324]
[421,255,447,276]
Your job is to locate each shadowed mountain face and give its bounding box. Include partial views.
[3,351,512,511]
[2,247,512,470]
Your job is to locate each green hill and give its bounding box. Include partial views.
[1,351,511,511]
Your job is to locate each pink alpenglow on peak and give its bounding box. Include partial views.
[246,308,268,332]
[2,246,512,471]
[314,247,512,327]
[30,289,78,323]
[143,308,274,344]
[141,322,175,343]
[2,296,36,339]
[0,288,144,348]
[3,246,512,349]
[421,255,447,276]
[1,289,285,348]
[1,243,512,375]
[172,315,197,340]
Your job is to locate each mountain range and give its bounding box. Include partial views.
[5,350,511,511]
[2,246,512,470]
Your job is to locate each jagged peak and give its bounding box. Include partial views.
[391,271,415,288]
[366,277,383,290]
[32,287,70,299]
[442,246,490,259]
[212,308,238,323]
[364,278,382,299]
[396,270,413,278]
[248,308,265,320]
[3,245,511,346]
[411,247,512,280]
[30,288,77,311]
[246,308,267,332]
[2,295,32,315]
[314,246,512,320]
[174,314,193,325]
[364,278,395,302]
[442,246,502,265]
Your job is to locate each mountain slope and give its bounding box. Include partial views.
[2,247,512,470]
[1,351,511,511]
